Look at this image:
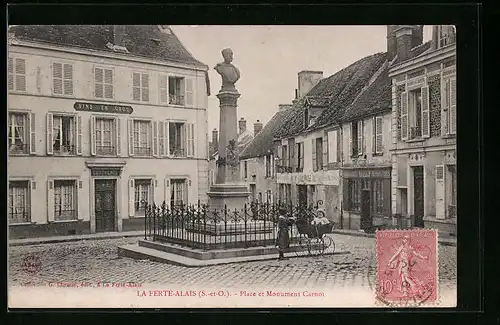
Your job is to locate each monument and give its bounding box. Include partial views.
[207,48,250,211]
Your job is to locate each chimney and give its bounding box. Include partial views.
[212,128,218,149]
[238,117,247,134]
[113,25,126,47]
[297,71,323,98]
[388,25,423,63]
[279,104,292,111]
[254,120,263,136]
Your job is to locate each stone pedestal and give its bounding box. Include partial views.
[207,89,250,211]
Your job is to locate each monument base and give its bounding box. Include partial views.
[207,183,250,211]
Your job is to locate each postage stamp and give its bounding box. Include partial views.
[375,229,438,307]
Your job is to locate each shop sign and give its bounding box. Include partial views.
[74,102,133,114]
[277,171,339,185]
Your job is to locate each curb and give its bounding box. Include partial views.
[330,229,457,247]
[9,232,144,247]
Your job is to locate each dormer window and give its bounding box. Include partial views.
[438,25,456,48]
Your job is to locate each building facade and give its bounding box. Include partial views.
[389,25,457,236]
[7,25,210,238]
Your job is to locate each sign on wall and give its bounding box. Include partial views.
[74,102,133,114]
[277,170,340,186]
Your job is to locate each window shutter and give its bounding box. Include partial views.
[128,119,134,156]
[401,92,409,140]
[132,72,141,101]
[63,64,73,95]
[164,178,171,208]
[47,180,55,222]
[15,58,26,91]
[153,121,159,157]
[53,63,63,95]
[185,78,194,107]
[383,179,391,215]
[372,117,376,154]
[29,113,36,155]
[115,118,121,156]
[141,73,149,102]
[312,138,317,172]
[158,121,164,156]
[337,129,341,162]
[187,123,195,157]
[441,79,450,135]
[129,179,135,217]
[421,86,430,138]
[164,121,170,156]
[90,116,96,156]
[322,135,328,169]
[46,113,54,155]
[104,69,113,99]
[264,155,268,175]
[435,165,446,219]
[449,78,456,135]
[376,116,383,154]
[149,121,154,156]
[349,123,353,157]
[95,67,104,98]
[271,154,275,177]
[328,130,337,163]
[8,58,14,90]
[357,120,363,156]
[159,75,168,104]
[76,115,83,155]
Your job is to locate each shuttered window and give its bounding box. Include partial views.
[159,75,169,104]
[53,62,73,95]
[132,72,149,102]
[8,180,31,224]
[372,116,383,154]
[8,58,26,92]
[95,67,114,99]
[327,130,338,163]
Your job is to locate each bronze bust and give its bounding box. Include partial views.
[214,48,240,92]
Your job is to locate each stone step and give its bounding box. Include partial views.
[118,244,350,267]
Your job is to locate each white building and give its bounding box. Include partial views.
[7,25,210,238]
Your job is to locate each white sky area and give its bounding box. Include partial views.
[171,25,433,134]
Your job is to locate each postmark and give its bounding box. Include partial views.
[375,229,438,307]
[21,254,42,275]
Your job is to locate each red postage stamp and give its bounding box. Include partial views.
[376,229,438,306]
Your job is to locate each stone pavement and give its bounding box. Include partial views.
[8,234,457,292]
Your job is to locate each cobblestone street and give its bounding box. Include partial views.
[8,234,457,292]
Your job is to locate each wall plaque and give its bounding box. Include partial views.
[74,102,133,114]
[91,168,122,177]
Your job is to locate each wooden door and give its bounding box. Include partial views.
[413,167,425,227]
[95,179,116,232]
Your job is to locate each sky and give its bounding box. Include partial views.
[170,25,433,134]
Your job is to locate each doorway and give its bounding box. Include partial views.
[297,185,307,207]
[95,179,116,232]
[413,166,424,227]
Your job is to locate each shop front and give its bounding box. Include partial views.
[342,167,391,230]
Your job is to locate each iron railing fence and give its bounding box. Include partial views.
[143,200,324,251]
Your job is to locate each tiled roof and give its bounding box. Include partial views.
[340,64,391,122]
[239,108,295,159]
[274,52,388,139]
[393,41,432,65]
[9,25,207,68]
[210,129,254,160]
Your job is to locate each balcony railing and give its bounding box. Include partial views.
[276,165,293,173]
[96,145,116,156]
[169,94,185,106]
[9,208,30,224]
[9,143,29,155]
[170,147,186,157]
[55,209,77,221]
[134,147,152,157]
[53,144,76,155]
[410,126,422,139]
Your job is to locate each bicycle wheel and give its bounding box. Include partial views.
[307,237,326,256]
[322,235,336,255]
